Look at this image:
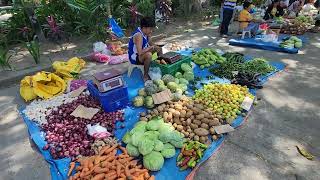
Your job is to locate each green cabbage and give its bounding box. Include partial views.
[123,132,131,144]
[167,82,179,92]
[154,140,164,151]
[175,78,180,84]
[170,139,185,148]
[158,84,168,91]
[179,78,189,85]
[153,79,165,86]
[126,143,140,157]
[183,71,194,81]
[146,117,164,131]
[181,63,192,72]
[162,74,175,85]
[158,123,174,134]
[143,151,164,171]
[144,96,154,109]
[133,96,144,107]
[130,124,146,135]
[161,148,176,158]
[179,84,188,92]
[143,131,160,140]
[175,72,183,79]
[134,121,147,128]
[163,143,175,150]
[159,130,183,143]
[138,88,147,97]
[138,138,155,155]
[131,131,144,146]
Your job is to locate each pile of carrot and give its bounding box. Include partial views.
[68,145,154,180]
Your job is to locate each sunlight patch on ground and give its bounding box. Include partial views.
[239,166,269,180]
[0,111,18,125]
[280,59,298,68]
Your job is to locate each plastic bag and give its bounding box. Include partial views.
[87,124,111,139]
[108,54,128,64]
[67,79,88,92]
[90,52,110,63]
[149,67,162,80]
[93,42,111,55]
[20,71,66,101]
[108,17,124,38]
[52,57,86,80]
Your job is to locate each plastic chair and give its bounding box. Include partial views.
[241,30,251,39]
[127,62,144,77]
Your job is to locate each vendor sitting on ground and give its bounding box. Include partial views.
[264,0,285,20]
[239,1,261,35]
[128,17,159,81]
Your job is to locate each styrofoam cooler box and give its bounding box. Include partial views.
[87,80,129,112]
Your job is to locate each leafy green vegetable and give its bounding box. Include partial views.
[158,123,174,134]
[123,132,131,144]
[167,82,179,92]
[143,151,164,171]
[170,139,185,148]
[179,78,189,85]
[131,131,144,146]
[175,72,183,79]
[146,117,164,131]
[162,74,175,85]
[144,131,160,140]
[163,143,175,150]
[161,148,176,158]
[138,138,155,155]
[181,63,192,72]
[144,96,155,109]
[130,124,146,135]
[154,79,165,86]
[126,143,140,157]
[183,71,194,81]
[154,140,164,151]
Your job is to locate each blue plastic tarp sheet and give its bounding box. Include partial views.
[108,17,125,38]
[19,52,286,180]
[229,34,308,54]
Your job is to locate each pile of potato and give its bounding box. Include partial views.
[139,97,224,144]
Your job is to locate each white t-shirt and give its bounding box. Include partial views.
[302,4,318,16]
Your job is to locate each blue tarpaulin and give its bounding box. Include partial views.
[19,51,286,180]
[229,34,308,54]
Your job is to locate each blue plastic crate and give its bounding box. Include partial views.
[87,80,129,112]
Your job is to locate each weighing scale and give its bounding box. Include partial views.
[93,69,124,93]
[159,52,181,64]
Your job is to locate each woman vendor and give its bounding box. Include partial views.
[264,0,285,20]
[239,1,262,35]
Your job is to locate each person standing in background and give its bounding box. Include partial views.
[220,0,237,37]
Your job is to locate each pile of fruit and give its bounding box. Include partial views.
[193,83,254,123]
[107,41,126,55]
[139,97,224,144]
[279,36,303,48]
[177,141,208,170]
[192,48,226,69]
[133,63,194,108]
[123,117,185,171]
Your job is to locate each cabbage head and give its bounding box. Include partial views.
[183,71,194,81]
[133,96,144,107]
[154,140,164,151]
[131,131,144,146]
[159,131,173,143]
[158,123,174,134]
[162,74,175,85]
[123,132,131,144]
[130,124,146,135]
[179,84,188,92]
[175,78,180,84]
[143,151,164,171]
[143,131,160,140]
[126,143,140,157]
[154,79,165,86]
[135,121,147,128]
[175,72,183,79]
[179,78,189,85]
[163,143,175,150]
[167,82,179,92]
[138,138,155,155]
[146,117,164,131]
[181,63,192,72]
[144,96,154,109]
[170,139,185,148]
[158,84,168,91]
[161,148,176,158]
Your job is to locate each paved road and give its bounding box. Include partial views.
[0,26,319,180]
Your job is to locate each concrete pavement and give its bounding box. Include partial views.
[0,26,319,180]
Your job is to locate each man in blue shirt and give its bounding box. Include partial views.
[220,0,237,37]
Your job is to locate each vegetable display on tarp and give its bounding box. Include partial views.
[123,116,185,171]
[280,16,313,35]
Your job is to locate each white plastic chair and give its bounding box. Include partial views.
[127,63,144,77]
[241,30,251,39]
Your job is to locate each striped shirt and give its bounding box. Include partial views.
[223,0,237,10]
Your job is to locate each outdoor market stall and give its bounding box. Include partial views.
[19,46,286,180]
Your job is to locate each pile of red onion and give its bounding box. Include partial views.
[42,94,124,160]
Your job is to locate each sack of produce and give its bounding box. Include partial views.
[52,57,86,80]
